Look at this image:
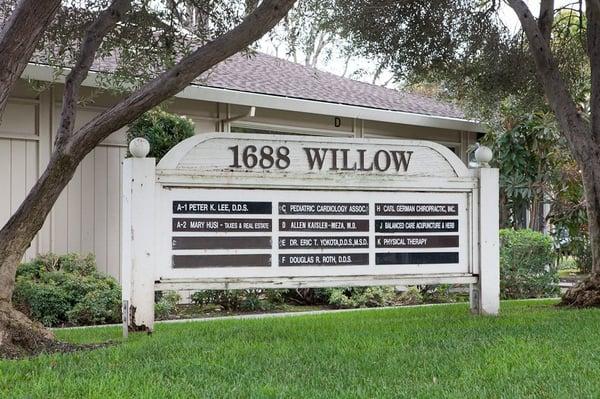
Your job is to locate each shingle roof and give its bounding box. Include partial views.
[197,52,466,119]
[33,50,466,120]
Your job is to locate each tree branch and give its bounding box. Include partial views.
[538,0,555,43]
[0,0,60,118]
[311,31,330,68]
[507,0,589,161]
[69,0,296,156]
[56,0,132,147]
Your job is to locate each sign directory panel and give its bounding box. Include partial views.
[156,189,469,280]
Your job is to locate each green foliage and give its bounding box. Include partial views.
[67,288,121,326]
[155,291,181,320]
[419,284,465,304]
[499,229,559,299]
[482,106,566,230]
[12,253,121,327]
[397,286,424,305]
[326,286,396,309]
[8,1,250,94]
[264,289,287,305]
[547,161,591,273]
[481,102,591,274]
[127,108,195,162]
[280,288,330,306]
[336,3,588,121]
[191,289,272,312]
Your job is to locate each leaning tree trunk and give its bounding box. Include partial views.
[0,150,82,358]
[560,141,600,307]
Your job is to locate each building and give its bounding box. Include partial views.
[0,52,482,280]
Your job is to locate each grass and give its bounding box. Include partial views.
[2,300,600,398]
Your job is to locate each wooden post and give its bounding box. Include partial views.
[467,144,500,315]
[469,145,500,315]
[476,164,500,315]
[122,138,155,335]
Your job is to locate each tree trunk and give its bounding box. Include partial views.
[560,140,600,306]
[0,150,81,356]
[0,0,60,116]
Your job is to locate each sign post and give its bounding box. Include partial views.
[122,138,155,332]
[122,133,499,334]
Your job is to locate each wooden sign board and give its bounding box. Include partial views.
[121,133,499,332]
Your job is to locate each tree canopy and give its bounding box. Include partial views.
[335,1,588,120]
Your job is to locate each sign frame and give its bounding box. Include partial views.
[121,133,499,332]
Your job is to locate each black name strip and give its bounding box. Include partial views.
[375,203,458,216]
[279,236,369,249]
[279,202,369,215]
[375,235,459,248]
[279,253,369,266]
[279,219,369,232]
[173,218,272,232]
[172,236,271,250]
[375,219,458,233]
[173,201,272,214]
[375,252,459,265]
[173,254,271,268]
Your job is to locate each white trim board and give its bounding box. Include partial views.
[21,63,483,133]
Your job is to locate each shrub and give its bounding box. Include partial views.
[191,289,243,311]
[397,286,424,305]
[326,286,396,309]
[13,253,121,327]
[127,108,195,161]
[419,284,466,303]
[191,289,271,312]
[500,229,559,299]
[280,288,330,305]
[155,291,181,320]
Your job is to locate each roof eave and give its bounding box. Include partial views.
[21,63,483,133]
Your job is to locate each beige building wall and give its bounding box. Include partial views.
[0,81,477,280]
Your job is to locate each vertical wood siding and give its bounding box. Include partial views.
[53,144,125,279]
[0,96,128,281]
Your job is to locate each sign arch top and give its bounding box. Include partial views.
[156,133,470,186]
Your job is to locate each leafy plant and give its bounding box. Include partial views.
[326,287,396,309]
[483,106,565,231]
[127,108,195,162]
[419,284,465,304]
[12,253,121,327]
[547,160,591,273]
[397,286,424,305]
[191,289,263,312]
[155,291,181,320]
[500,229,559,299]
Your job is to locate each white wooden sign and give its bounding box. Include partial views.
[121,133,499,332]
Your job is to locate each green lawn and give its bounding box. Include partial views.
[2,300,600,398]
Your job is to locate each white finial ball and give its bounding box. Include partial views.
[474,144,493,165]
[129,137,150,158]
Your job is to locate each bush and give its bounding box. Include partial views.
[191,289,272,312]
[280,288,330,306]
[155,291,181,320]
[397,286,423,305]
[500,229,559,299]
[127,108,195,162]
[326,286,396,309]
[13,253,121,327]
